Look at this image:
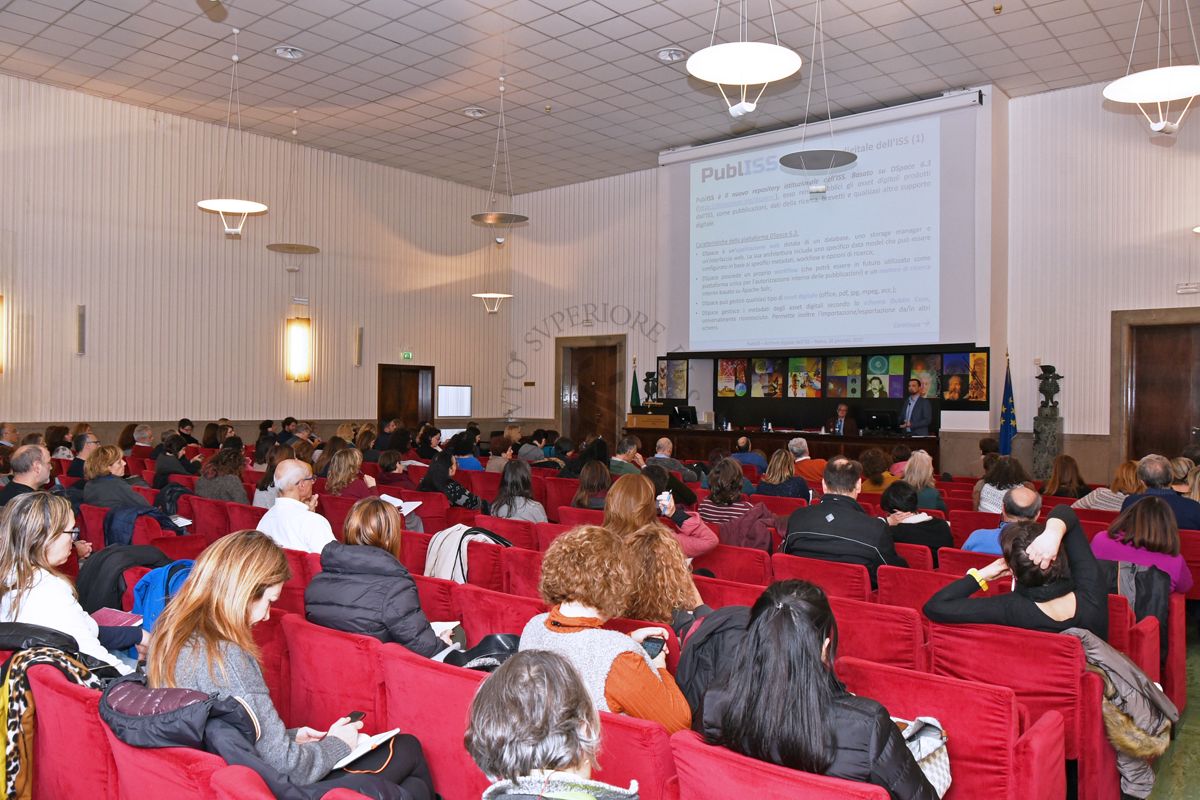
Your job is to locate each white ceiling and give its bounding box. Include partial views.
[0,0,1191,191]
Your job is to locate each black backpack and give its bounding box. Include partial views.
[75,545,171,613]
[674,605,751,716]
[154,482,193,516]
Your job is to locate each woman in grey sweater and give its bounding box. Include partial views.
[146,531,435,797]
[490,460,548,523]
[195,444,249,504]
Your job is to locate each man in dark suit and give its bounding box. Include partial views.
[900,378,933,436]
[783,457,907,587]
[824,403,859,437]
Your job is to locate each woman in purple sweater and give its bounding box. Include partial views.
[1091,496,1193,593]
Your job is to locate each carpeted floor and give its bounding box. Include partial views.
[1148,626,1200,798]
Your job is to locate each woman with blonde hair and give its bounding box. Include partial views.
[901,450,946,513]
[334,422,359,443]
[0,493,140,674]
[754,449,811,499]
[1186,467,1200,503]
[81,445,149,509]
[603,473,716,559]
[623,524,704,624]
[149,530,435,795]
[1073,460,1143,512]
[306,498,448,656]
[324,448,378,500]
[1170,457,1195,496]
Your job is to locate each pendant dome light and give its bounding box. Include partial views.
[470,76,528,242]
[687,0,802,118]
[197,28,268,234]
[1103,0,1200,134]
[266,110,320,257]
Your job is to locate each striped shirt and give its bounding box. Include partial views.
[697,498,755,526]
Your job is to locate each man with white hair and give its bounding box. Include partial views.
[131,425,155,458]
[648,437,698,483]
[256,459,334,554]
[1122,454,1200,530]
[788,437,827,485]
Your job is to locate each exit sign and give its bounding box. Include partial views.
[402,351,413,360]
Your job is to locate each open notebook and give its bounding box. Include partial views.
[331,728,401,771]
[378,494,422,517]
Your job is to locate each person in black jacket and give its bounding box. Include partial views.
[304,497,450,657]
[701,580,938,800]
[152,434,201,490]
[783,457,906,587]
[880,481,953,568]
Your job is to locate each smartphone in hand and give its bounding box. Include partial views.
[346,711,365,723]
[641,637,667,658]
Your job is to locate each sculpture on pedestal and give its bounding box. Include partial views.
[643,371,658,404]
[1037,366,1064,408]
[1032,366,1064,479]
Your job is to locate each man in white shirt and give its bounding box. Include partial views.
[256,459,335,554]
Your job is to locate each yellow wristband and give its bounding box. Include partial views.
[967,568,989,592]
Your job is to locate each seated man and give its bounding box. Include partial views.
[275,416,298,446]
[130,425,155,458]
[256,459,335,554]
[788,437,827,485]
[962,486,1041,554]
[824,403,859,437]
[518,429,548,463]
[730,437,768,473]
[648,437,698,483]
[176,418,199,446]
[783,457,907,586]
[67,432,100,478]
[608,435,645,476]
[1121,454,1200,531]
[0,445,50,506]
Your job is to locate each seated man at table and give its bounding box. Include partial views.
[962,486,1041,555]
[783,457,907,586]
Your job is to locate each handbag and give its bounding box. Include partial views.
[893,715,952,797]
[443,633,521,672]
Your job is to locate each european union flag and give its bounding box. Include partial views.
[998,357,1017,455]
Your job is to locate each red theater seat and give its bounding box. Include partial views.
[226,502,267,532]
[692,543,773,585]
[252,614,292,725]
[893,542,935,571]
[103,723,226,799]
[132,485,158,505]
[281,614,386,730]
[317,494,356,540]
[80,503,109,550]
[29,666,118,799]
[535,521,572,550]
[452,583,546,647]
[462,469,502,499]
[558,505,605,526]
[399,490,449,533]
[936,547,1001,574]
[502,546,544,598]
[770,553,871,601]
[829,597,929,671]
[465,540,505,591]
[474,514,538,549]
[413,574,458,622]
[693,574,762,608]
[188,495,231,544]
[400,530,433,573]
[168,473,199,491]
[278,548,321,615]
[543,478,580,521]
[947,510,1000,546]
[595,711,679,800]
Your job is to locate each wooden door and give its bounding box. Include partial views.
[564,345,620,444]
[1130,324,1200,458]
[378,364,434,432]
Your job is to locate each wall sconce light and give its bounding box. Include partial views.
[285,316,312,382]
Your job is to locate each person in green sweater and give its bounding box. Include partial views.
[902,450,947,513]
[609,435,646,476]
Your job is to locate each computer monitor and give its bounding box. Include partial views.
[669,404,698,427]
[864,410,897,432]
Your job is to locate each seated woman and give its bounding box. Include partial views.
[1170,457,1194,496]
[200,422,220,450]
[306,498,450,656]
[415,426,442,460]
[148,530,434,797]
[82,446,150,509]
[117,423,137,457]
[152,434,201,490]
[623,524,705,625]
[387,429,419,461]
[253,444,295,509]
[520,525,691,733]
[312,436,348,478]
[604,472,716,559]
[642,462,697,509]
[881,481,953,567]
[353,428,379,462]
[292,439,315,466]
[974,455,1035,513]
[251,433,277,471]
[888,444,912,478]
[376,449,418,491]
[0,493,142,675]
[924,505,1108,639]
[196,446,249,504]
[418,451,487,513]
[324,448,378,501]
[754,449,810,499]
[701,580,938,800]
[485,437,516,473]
[1074,460,1143,512]
[697,459,775,551]
[570,461,611,510]
[490,460,548,523]
[858,448,897,494]
[699,448,753,494]
[901,450,947,513]
[1091,496,1193,593]
[1044,454,1089,499]
[449,433,483,471]
[465,650,638,800]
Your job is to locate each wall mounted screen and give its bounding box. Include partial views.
[437,385,473,418]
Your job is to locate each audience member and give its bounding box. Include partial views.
[485,437,515,473]
[130,424,154,457]
[67,431,100,478]
[604,473,716,559]
[70,422,94,441]
[174,418,198,446]
[200,422,220,449]
[975,455,1034,513]
[0,446,13,489]
[858,448,897,493]
[0,422,16,448]
[257,459,335,554]
[333,422,357,445]
[962,486,1042,555]
[622,523,705,624]
[1122,454,1200,530]
[1073,460,1143,512]
[502,423,523,445]
[275,416,298,445]
[376,450,418,492]
[1045,454,1089,499]
[465,650,638,800]
[783,458,907,585]
[490,459,547,523]
[700,580,937,799]
[571,461,611,509]
[881,481,953,567]
[0,445,51,506]
[697,459,775,551]
[148,531,434,794]
[253,444,295,509]
[195,447,248,503]
[117,423,137,455]
[789,437,826,485]
[925,505,1108,639]
[152,434,201,489]
[19,432,44,448]
[1092,496,1193,593]
[306,497,449,656]
[641,462,697,508]
[418,451,487,512]
[258,419,275,440]
[1186,467,1200,503]
[609,435,646,476]
[1170,457,1195,495]
[45,425,72,459]
[82,446,149,509]
[0,493,137,674]
[415,426,442,460]
[888,444,912,478]
[901,450,947,513]
[517,429,547,462]
[252,433,277,470]
[216,424,237,446]
[292,438,316,465]
[374,418,400,451]
[449,433,483,471]
[313,436,349,478]
[387,428,418,460]
[730,436,768,473]
[520,525,691,733]
[324,448,378,500]
[648,437,698,482]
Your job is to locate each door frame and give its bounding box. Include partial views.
[377,363,435,427]
[556,334,627,443]
[1109,307,1200,468]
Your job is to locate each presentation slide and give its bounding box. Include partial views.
[689,117,941,351]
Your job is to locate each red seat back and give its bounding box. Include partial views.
[1180,529,1200,601]
[474,514,538,550]
[451,583,545,647]
[1075,507,1119,524]
[691,543,773,585]
[210,765,274,799]
[876,565,1007,611]
[188,496,231,544]
[278,548,319,615]
[226,503,267,532]
[412,574,458,622]
[103,724,225,798]
[828,596,928,670]
[168,473,199,491]
[29,666,118,799]
[747,494,807,518]
[769,553,871,600]
[543,478,580,521]
[738,463,760,482]
[502,547,544,598]
[252,614,293,725]
[400,530,433,573]
[132,485,158,505]
[693,574,763,608]
[893,542,935,571]
[596,712,679,800]
[79,504,109,550]
[535,521,572,550]
[465,540,505,591]
[670,730,887,799]
[150,534,208,562]
[360,462,381,479]
[125,456,147,475]
[936,547,999,574]
[558,505,604,526]
[947,510,1000,546]
[131,514,164,546]
[462,469,502,500]
[281,614,386,729]
[399,490,449,533]
[122,566,153,611]
[317,494,357,541]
